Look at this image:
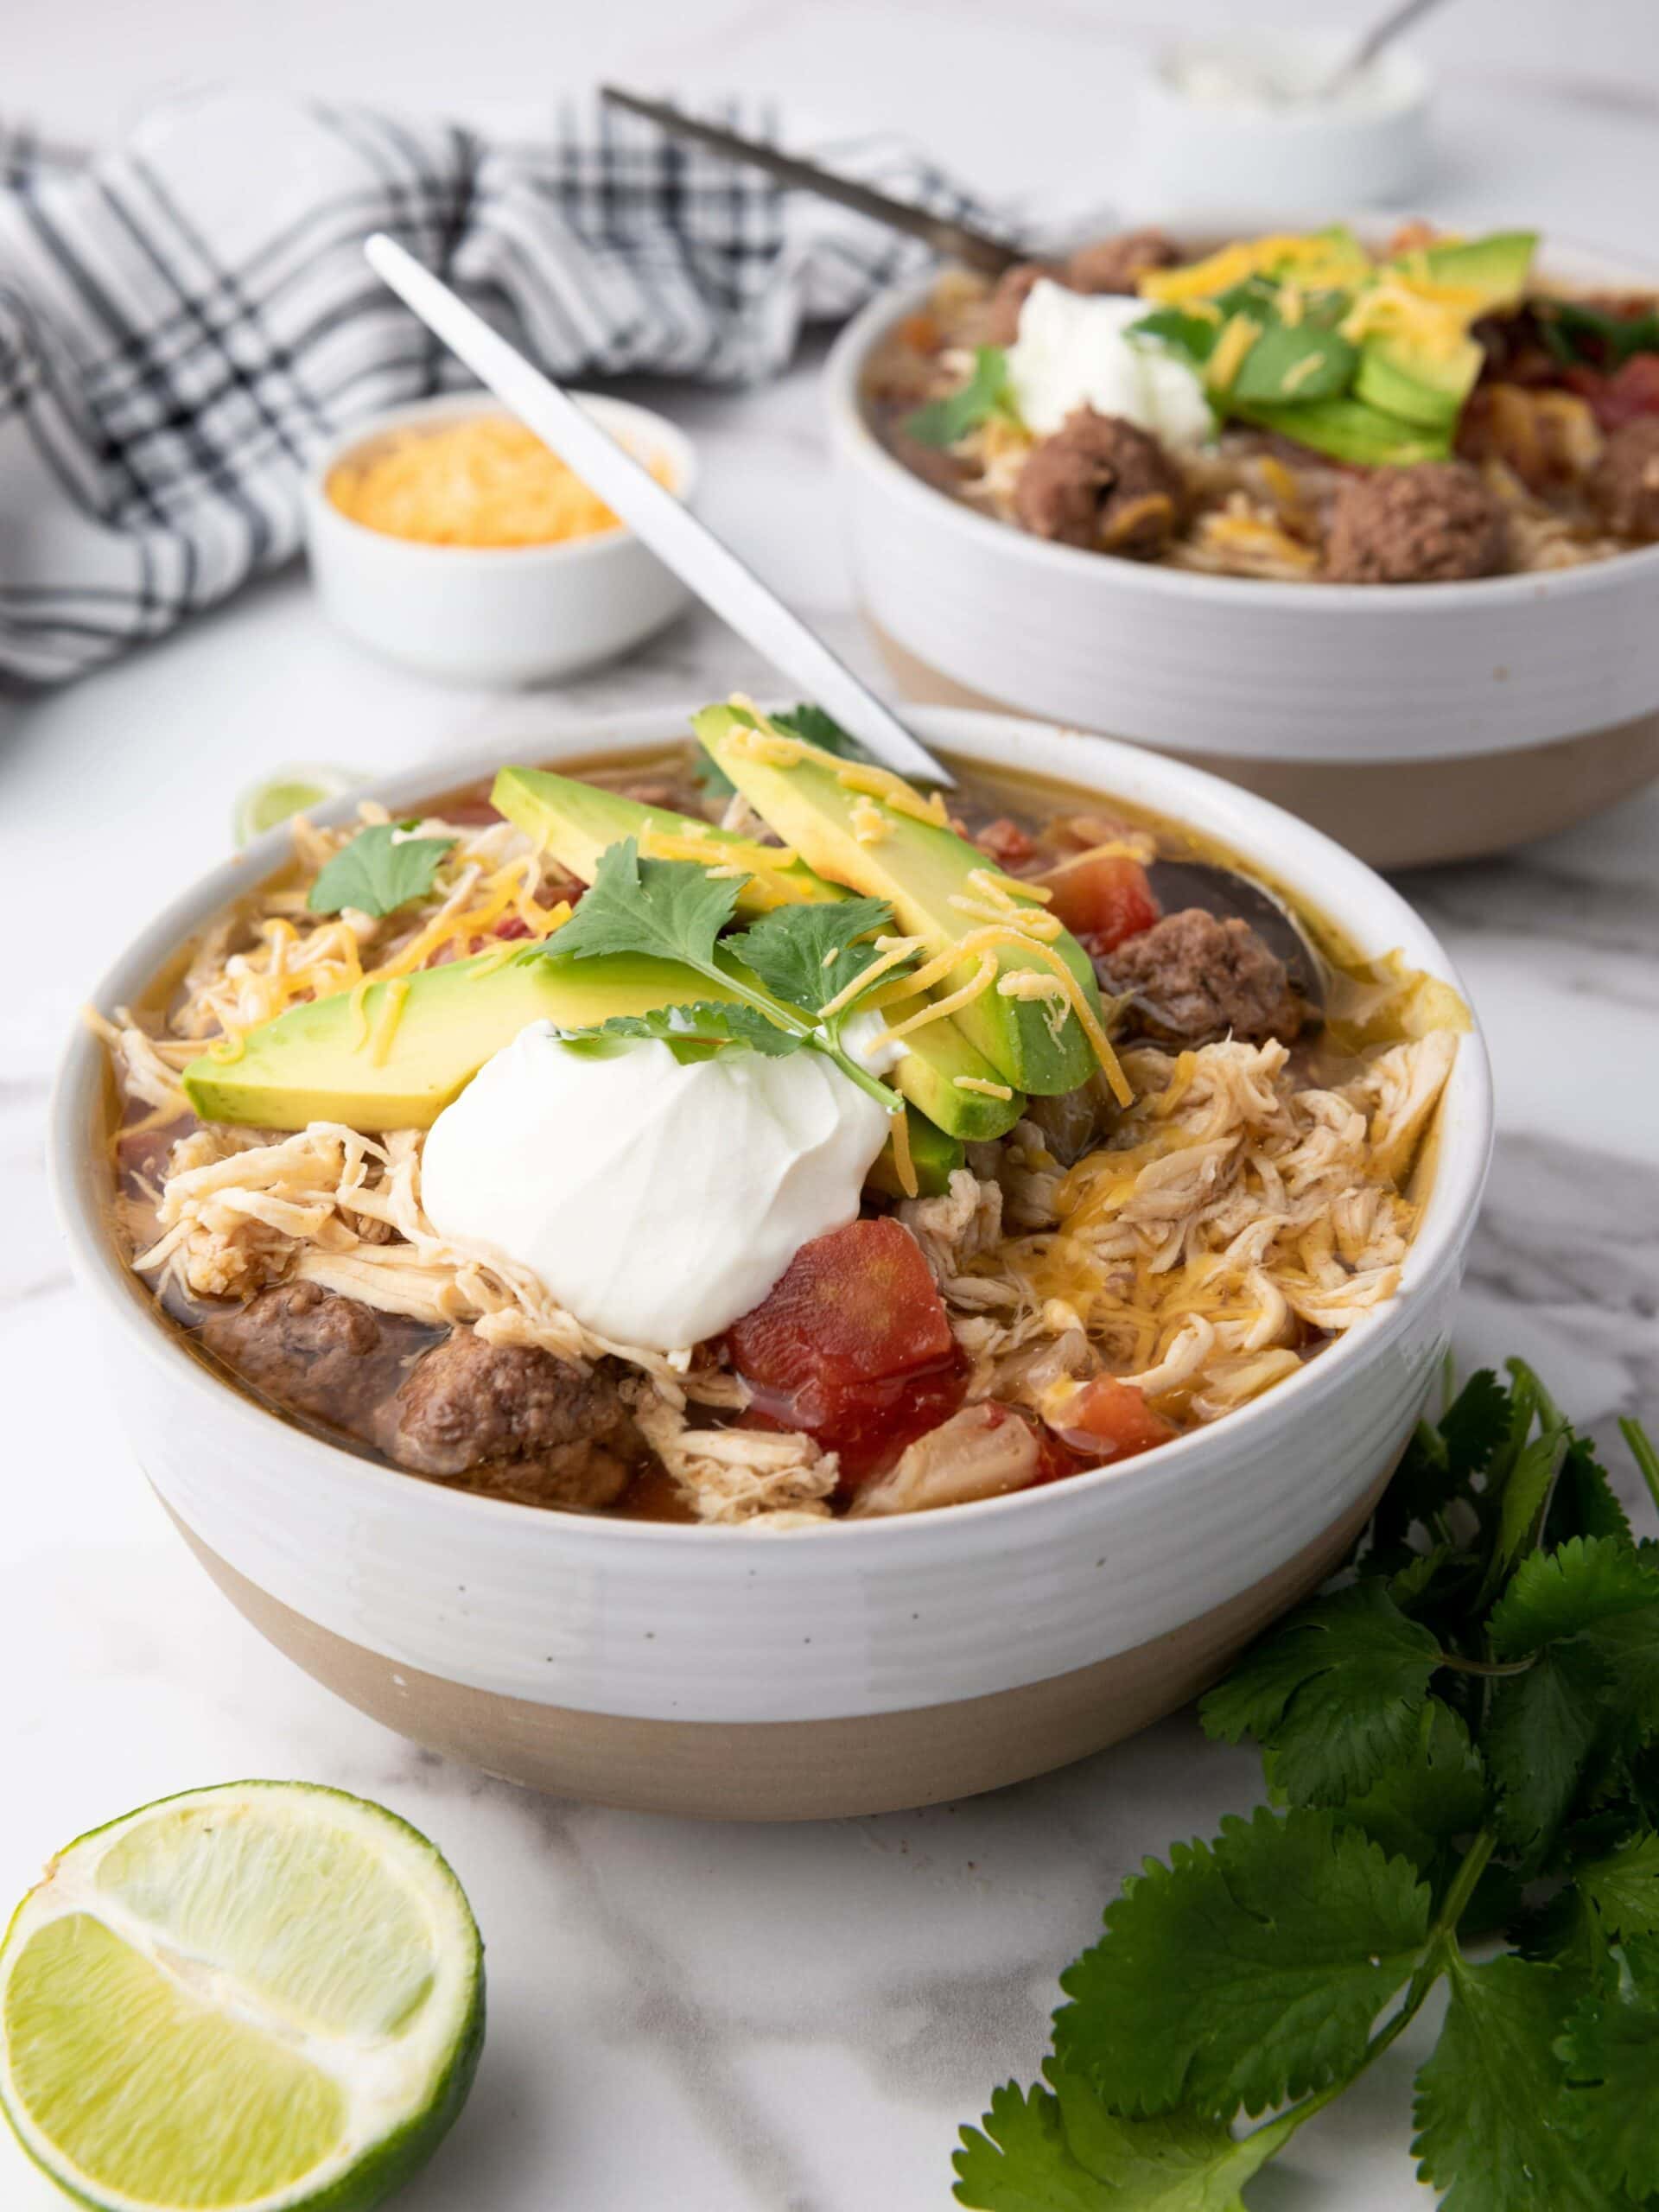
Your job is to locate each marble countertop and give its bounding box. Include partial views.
[5,8,1659,2207]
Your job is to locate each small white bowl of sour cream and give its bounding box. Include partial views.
[1134,30,1433,213]
[302,391,696,689]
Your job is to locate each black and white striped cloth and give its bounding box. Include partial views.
[0,89,994,683]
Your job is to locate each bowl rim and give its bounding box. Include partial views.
[302,389,698,569]
[51,702,1493,1554]
[823,233,1659,613]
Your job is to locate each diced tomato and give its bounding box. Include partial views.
[974,816,1039,870]
[1564,353,1659,431]
[1050,1376,1177,1464]
[728,1217,965,1480]
[493,915,533,941]
[1042,850,1160,951]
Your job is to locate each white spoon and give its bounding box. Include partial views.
[363,233,955,791]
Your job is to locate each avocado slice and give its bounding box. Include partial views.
[1351,336,1482,430]
[1236,394,1451,468]
[866,1108,964,1200]
[1403,231,1537,314]
[1349,232,1537,433]
[695,705,1103,1097]
[494,763,1024,1142]
[493,766,842,918]
[182,945,749,1130]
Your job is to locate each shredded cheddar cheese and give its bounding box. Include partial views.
[952,1076,1014,1100]
[849,794,892,844]
[327,412,674,548]
[1206,313,1262,393]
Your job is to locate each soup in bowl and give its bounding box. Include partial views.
[827,226,1659,866]
[53,704,1491,1816]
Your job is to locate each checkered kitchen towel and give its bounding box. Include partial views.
[0,88,994,683]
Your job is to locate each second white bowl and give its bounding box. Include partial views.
[303,391,696,687]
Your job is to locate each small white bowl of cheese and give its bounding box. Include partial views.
[303,391,696,688]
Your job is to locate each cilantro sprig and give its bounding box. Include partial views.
[307,822,455,918]
[536,838,911,1111]
[905,345,1022,450]
[955,1363,1659,2212]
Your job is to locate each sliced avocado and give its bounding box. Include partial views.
[495,765,1022,1142]
[182,946,748,1130]
[1404,231,1537,315]
[866,1108,964,1201]
[1236,395,1451,468]
[1352,335,1483,430]
[493,766,841,918]
[695,705,1103,1097]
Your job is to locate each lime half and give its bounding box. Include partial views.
[234,766,364,847]
[0,1782,484,2212]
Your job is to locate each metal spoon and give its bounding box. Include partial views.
[599,88,1025,277]
[363,234,954,791]
[1319,0,1452,100]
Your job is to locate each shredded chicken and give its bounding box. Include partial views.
[632,1395,839,1527]
[915,1034,1456,1427]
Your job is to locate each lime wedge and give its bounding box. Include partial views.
[0,1782,484,2212]
[234,766,364,847]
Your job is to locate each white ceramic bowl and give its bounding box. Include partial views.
[303,392,696,686]
[825,243,1659,866]
[1134,32,1432,213]
[51,706,1492,1819]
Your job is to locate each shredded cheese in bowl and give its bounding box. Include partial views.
[326,412,675,549]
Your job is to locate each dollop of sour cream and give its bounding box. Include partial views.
[1007,279,1213,448]
[421,1021,892,1352]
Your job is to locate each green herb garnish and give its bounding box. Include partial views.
[1536,298,1659,371]
[307,823,455,918]
[539,839,909,1111]
[954,1362,1659,2212]
[693,701,879,801]
[905,346,1021,450]
[565,1001,808,1065]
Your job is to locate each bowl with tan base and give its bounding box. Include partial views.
[824,240,1659,869]
[50,706,1492,1820]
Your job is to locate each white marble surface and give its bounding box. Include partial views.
[5,7,1659,2208]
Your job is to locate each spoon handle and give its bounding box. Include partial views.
[1325,0,1449,94]
[600,87,1025,277]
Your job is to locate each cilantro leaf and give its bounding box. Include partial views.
[1536,296,1659,369]
[1054,1808,1429,2119]
[565,1002,805,1060]
[307,823,455,918]
[952,2082,1109,2212]
[951,2071,1288,2212]
[1488,1535,1659,1659]
[1412,1955,1621,2212]
[771,703,877,765]
[1199,1580,1442,1806]
[1558,1937,1659,2200]
[906,346,1020,449]
[1577,1833,1659,1940]
[727,896,902,1019]
[1485,1640,1618,1869]
[1544,1435,1635,1552]
[546,836,745,976]
[1329,1700,1488,1878]
[1050,2060,1299,2209]
[1440,1367,1516,1485]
